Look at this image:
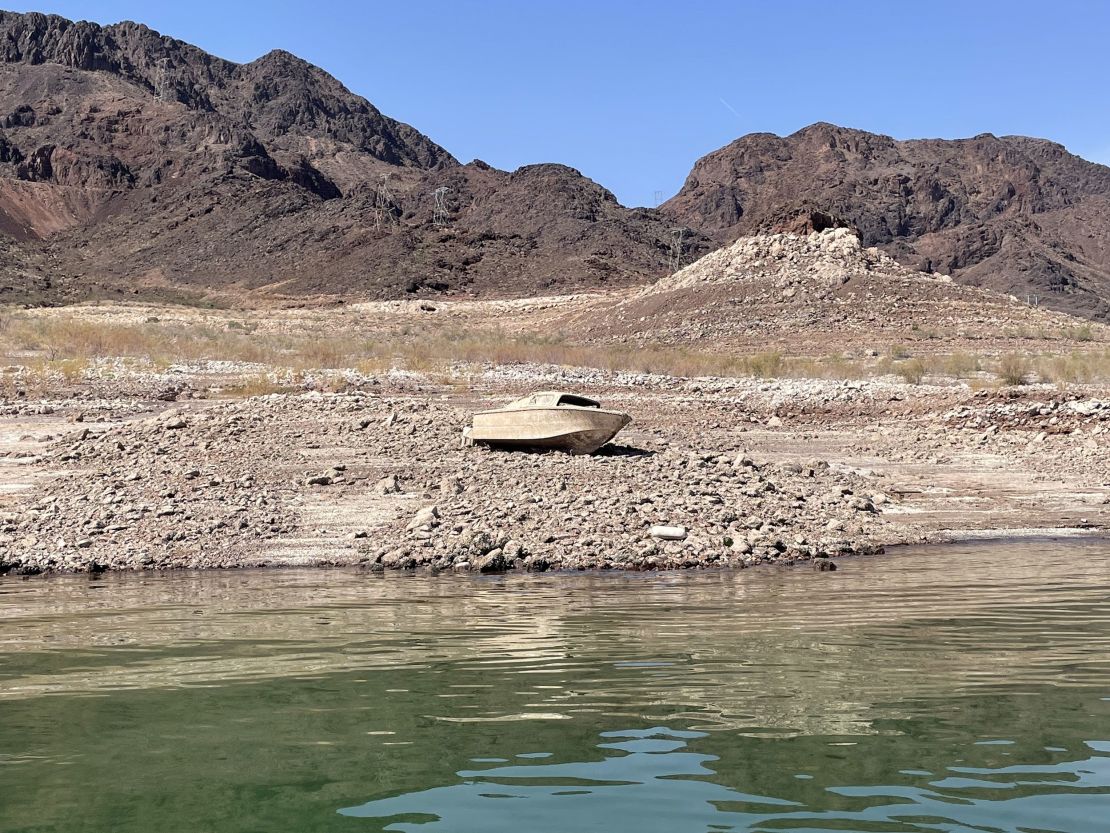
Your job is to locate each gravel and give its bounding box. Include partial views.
[0,388,899,575]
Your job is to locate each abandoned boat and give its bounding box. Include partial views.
[464,391,631,454]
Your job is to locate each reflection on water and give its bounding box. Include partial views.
[2,539,1110,832]
[342,729,1110,833]
[341,728,798,832]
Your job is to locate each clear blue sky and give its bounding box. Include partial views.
[15,1,1110,206]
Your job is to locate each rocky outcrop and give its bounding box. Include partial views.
[754,202,859,238]
[661,123,1110,320]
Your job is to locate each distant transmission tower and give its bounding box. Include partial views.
[373,174,397,230]
[432,186,450,227]
[668,227,687,272]
[155,57,172,101]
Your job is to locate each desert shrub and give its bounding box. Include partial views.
[1071,324,1094,342]
[896,358,926,385]
[745,351,784,378]
[997,353,1030,386]
[1034,350,1110,385]
[942,352,980,378]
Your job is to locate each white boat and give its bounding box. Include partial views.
[464,391,631,454]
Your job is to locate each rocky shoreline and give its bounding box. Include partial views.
[371,434,890,575]
[3,364,1107,576]
[0,389,898,575]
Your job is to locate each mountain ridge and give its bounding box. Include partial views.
[0,10,1107,319]
[0,9,701,302]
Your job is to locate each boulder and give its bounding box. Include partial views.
[650,525,688,541]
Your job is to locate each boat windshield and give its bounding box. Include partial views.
[556,394,600,408]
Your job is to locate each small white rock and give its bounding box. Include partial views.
[650,524,688,541]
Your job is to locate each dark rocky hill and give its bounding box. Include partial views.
[0,11,702,303]
[661,123,1110,319]
[1,12,1107,319]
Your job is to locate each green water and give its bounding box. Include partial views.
[2,540,1110,833]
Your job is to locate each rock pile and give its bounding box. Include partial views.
[569,228,1091,349]
[940,394,1109,481]
[657,227,904,292]
[945,395,1109,436]
[0,404,304,573]
[371,443,890,573]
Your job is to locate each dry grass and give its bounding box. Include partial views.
[941,352,981,378]
[4,315,273,364]
[2,307,1109,396]
[896,359,927,385]
[997,353,1031,386]
[1033,350,1110,385]
[0,314,851,389]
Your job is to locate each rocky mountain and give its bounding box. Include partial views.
[1,12,1107,320]
[661,123,1110,320]
[0,11,702,304]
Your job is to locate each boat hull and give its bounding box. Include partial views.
[467,407,631,455]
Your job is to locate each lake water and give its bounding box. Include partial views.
[2,540,1110,832]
